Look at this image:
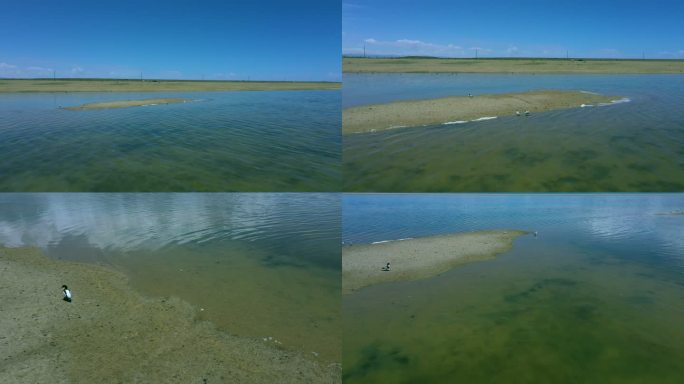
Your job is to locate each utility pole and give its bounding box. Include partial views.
[140,71,143,82]
[475,48,478,59]
[53,70,56,80]
[363,44,366,58]
[566,50,569,59]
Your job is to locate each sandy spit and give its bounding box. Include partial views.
[342,230,528,294]
[0,246,340,383]
[62,98,191,110]
[343,90,619,134]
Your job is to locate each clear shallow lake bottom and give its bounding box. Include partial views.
[0,193,341,362]
[0,90,340,191]
[343,194,684,383]
[343,74,684,192]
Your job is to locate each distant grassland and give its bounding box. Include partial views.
[0,78,340,92]
[343,57,684,73]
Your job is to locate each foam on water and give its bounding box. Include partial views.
[471,116,498,122]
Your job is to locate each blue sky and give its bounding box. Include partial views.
[0,0,340,81]
[343,0,684,59]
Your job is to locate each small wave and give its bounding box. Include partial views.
[471,116,497,122]
[580,104,594,108]
[598,97,631,107]
[443,120,468,125]
[371,237,414,245]
[580,90,600,95]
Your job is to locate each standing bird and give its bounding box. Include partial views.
[62,285,72,302]
[381,262,391,271]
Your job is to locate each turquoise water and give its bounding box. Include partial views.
[343,74,684,192]
[0,90,340,191]
[0,193,341,361]
[343,194,684,383]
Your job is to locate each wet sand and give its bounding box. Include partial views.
[0,79,340,92]
[342,230,527,294]
[343,90,619,134]
[343,57,684,74]
[63,98,191,110]
[0,246,340,383]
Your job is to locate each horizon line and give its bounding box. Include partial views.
[0,77,341,83]
[342,55,684,61]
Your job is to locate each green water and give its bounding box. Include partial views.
[343,194,684,383]
[343,74,684,192]
[344,241,684,383]
[0,90,340,192]
[0,193,341,362]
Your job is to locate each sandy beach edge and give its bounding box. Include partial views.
[0,246,340,383]
[342,230,528,294]
[343,90,622,134]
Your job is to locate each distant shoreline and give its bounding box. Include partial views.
[343,57,684,74]
[0,78,341,93]
[343,90,621,134]
[0,246,340,383]
[342,230,528,294]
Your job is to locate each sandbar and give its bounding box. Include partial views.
[342,230,527,294]
[0,246,340,383]
[343,90,620,134]
[63,98,192,110]
[343,57,684,74]
[0,79,340,92]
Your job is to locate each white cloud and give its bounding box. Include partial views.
[0,62,20,77]
[360,38,468,57]
[71,66,84,74]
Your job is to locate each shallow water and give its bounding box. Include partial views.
[0,90,340,191]
[343,74,684,191]
[0,193,341,361]
[343,194,684,383]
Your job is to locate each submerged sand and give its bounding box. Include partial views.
[63,98,191,110]
[343,90,620,134]
[0,247,340,383]
[342,230,527,294]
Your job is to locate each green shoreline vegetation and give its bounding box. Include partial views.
[0,246,340,383]
[343,90,620,134]
[343,57,684,73]
[342,230,528,294]
[0,78,340,92]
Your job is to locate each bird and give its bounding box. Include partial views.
[62,285,72,302]
[524,110,530,116]
[533,231,538,237]
[381,262,391,271]
[468,93,473,98]
[516,111,521,116]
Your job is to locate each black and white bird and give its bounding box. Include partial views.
[381,262,391,271]
[62,285,72,302]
